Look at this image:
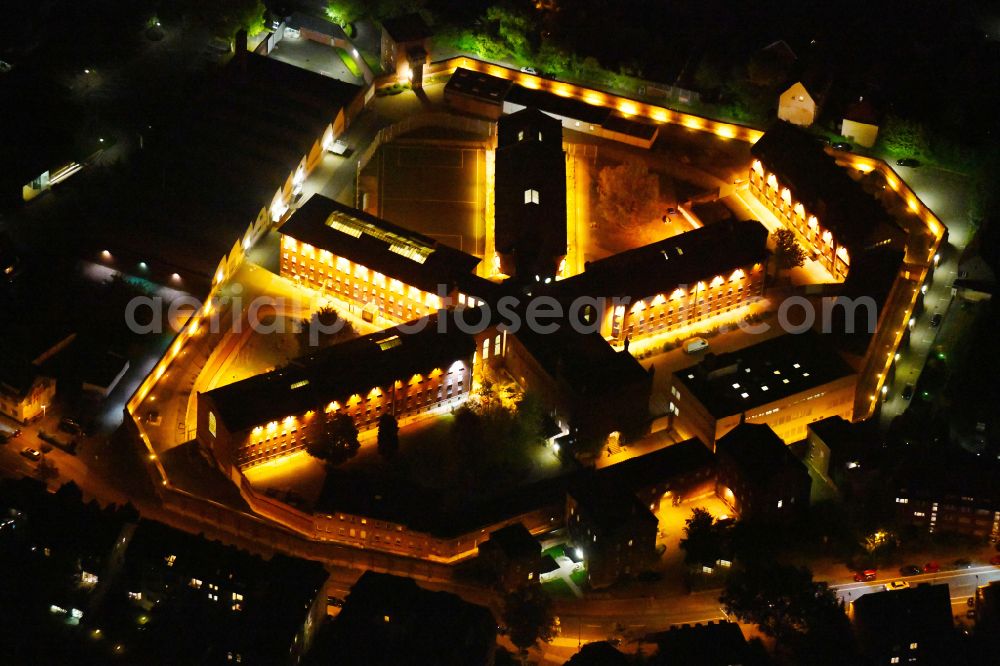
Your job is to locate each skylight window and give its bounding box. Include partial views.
[732,383,740,389]
[388,243,430,263]
[524,189,539,205]
[793,363,801,368]
[740,392,749,398]
[328,219,363,238]
[802,372,810,377]
[377,335,402,351]
[761,386,769,391]
[783,379,790,384]
[773,370,781,375]
[290,380,309,390]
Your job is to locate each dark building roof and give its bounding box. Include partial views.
[569,474,658,536]
[560,219,769,301]
[444,67,512,106]
[202,311,476,433]
[287,11,347,39]
[512,318,651,399]
[751,122,904,252]
[0,356,42,400]
[279,195,480,293]
[325,572,495,666]
[853,584,955,661]
[644,621,750,666]
[843,98,879,124]
[483,522,540,560]
[601,113,660,140]
[674,330,855,418]
[505,84,611,125]
[120,520,328,662]
[82,350,129,390]
[565,641,630,666]
[381,13,432,43]
[716,423,808,484]
[596,438,715,492]
[894,450,1000,506]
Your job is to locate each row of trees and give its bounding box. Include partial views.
[306,412,399,467]
[324,0,424,30]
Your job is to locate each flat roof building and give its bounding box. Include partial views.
[671,330,857,445]
[443,68,513,120]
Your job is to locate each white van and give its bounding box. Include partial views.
[683,337,709,354]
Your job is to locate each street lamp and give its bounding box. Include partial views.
[933,253,940,267]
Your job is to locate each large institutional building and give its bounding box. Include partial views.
[749,122,905,280]
[670,330,858,446]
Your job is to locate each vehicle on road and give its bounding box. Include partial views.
[684,337,709,354]
[930,313,942,327]
[924,561,940,573]
[832,142,852,151]
[902,384,915,401]
[885,580,909,591]
[519,66,538,74]
[0,424,20,439]
[854,569,877,582]
[900,565,922,576]
[59,417,82,435]
[20,447,41,461]
[896,158,920,167]
[989,555,1000,566]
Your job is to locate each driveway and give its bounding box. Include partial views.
[269,37,362,85]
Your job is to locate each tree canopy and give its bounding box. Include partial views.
[597,157,660,229]
[680,507,730,567]
[772,228,807,271]
[502,584,557,655]
[376,413,399,458]
[306,413,361,466]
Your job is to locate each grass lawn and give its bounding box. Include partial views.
[362,51,383,75]
[335,47,362,78]
[542,544,566,560]
[569,568,588,588]
[542,578,575,598]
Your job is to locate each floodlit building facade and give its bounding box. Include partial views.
[279,195,482,325]
[197,313,480,474]
[558,220,769,345]
[777,82,818,126]
[749,122,905,280]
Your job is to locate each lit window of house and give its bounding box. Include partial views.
[164,554,176,567]
[524,189,539,205]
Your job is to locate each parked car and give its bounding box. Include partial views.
[902,384,915,400]
[900,565,922,576]
[59,417,82,435]
[953,558,973,569]
[832,142,852,151]
[854,569,877,582]
[885,580,909,591]
[683,337,709,354]
[924,561,941,573]
[930,313,943,327]
[519,66,538,75]
[20,447,41,461]
[896,158,920,167]
[989,555,1000,566]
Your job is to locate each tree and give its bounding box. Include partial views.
[298,306,352,352]
[680,507,724,567]
[772,228,807,271]
[325,0,365,28]
[878,114,929,158]
[195,0,267,38]
[307,413,360,466]
[502,584,557,657]
[721,562,857,664]
[597,156,660,229]
[376,413,399,458]
[485,4,537,63]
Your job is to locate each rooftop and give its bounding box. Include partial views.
[569,473,658,535]
[483,522,540,559]
[643,621,749,665]
[505,84,611,125]
[751,122,903,252]
[596,438,715,492]
[444,67,512,106]
[279,195,481,293]
[674,330,856,418]
[716,423,808,484]
[559,219,769,301]
[202,311,476,433]
[853,584,955,654]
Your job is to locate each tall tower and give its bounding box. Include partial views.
[494,108,567,281]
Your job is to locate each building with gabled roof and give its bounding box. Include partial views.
[749,121,905,280]
[851,584,956,665]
